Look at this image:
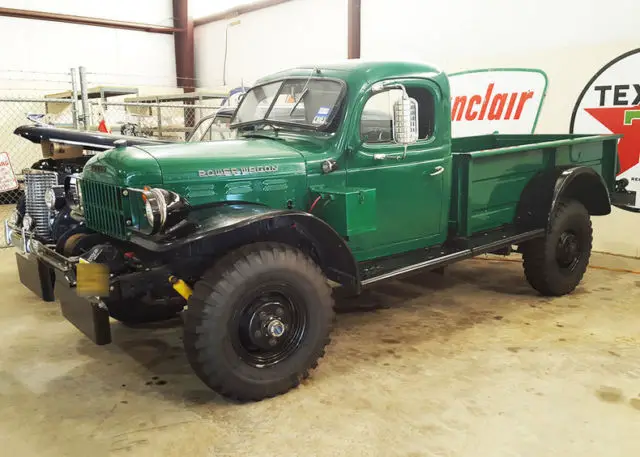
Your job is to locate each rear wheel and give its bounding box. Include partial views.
[521,200,592,296]
[183,242,334,402]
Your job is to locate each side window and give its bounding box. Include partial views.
[360,86,435,144]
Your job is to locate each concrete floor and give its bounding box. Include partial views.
[0,249,639,457]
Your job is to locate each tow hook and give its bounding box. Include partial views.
[168,275,193,300]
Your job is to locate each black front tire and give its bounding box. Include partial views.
[521,199,592,296]
[183,242,334,402]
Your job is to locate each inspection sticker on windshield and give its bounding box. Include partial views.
[312,107,331,125]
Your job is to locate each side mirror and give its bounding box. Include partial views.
[392,93,419,146]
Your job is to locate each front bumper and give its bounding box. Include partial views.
[5,219,112,345]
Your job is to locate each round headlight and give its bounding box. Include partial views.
[142,188,167,234]
[45,185,66,210]
[144,200,155,225]
[22,214,34,231]
[44,188,56,209]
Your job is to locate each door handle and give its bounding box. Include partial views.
[430,166,445,176]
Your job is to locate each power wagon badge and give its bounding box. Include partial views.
[199,165,278,177]
[570,48,640,208]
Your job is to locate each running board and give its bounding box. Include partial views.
[360,228,544,286]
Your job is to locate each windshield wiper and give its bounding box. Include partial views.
[242,132,283,141]
[288,87,308,116]
[287,67,316,117]
[242,119,281,133]
[241,120,283,139]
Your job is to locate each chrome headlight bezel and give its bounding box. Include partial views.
[22,214,34,231]
[44,185,67,211]
[142,188,168,235]
[44,188,55,209]
[139,187,186,236]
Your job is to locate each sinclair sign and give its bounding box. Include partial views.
[448,68,548,138]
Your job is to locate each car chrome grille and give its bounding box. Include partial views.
[24,170,58,238]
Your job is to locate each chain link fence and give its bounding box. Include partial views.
[0,66,233,247]
[91,101,222,141]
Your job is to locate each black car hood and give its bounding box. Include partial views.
[13,124,170,151]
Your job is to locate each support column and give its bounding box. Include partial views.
[348,0,361,59]
[173,0,195,92]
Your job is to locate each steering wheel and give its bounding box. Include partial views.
[364,128,391,143]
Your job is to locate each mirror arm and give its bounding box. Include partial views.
[371,81,408,95]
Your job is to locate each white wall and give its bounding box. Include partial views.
[0,0,177,92]
[361,0,638,133]
[195,0,347,89]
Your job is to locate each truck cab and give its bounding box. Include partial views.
[5,60,629,403]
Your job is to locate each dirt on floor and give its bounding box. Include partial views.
[0,249,639,457]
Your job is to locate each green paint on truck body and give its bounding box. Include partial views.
[78,60,620,264]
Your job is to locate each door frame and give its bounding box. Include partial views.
[343,76,453,258]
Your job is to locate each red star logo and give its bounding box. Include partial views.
[585,105,640,175]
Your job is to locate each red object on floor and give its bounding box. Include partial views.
[97,118,111,133]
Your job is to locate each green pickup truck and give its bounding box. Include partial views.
[5,60,635,402]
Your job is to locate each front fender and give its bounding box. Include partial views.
[130,203,361,294]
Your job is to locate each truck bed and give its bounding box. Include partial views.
[448,133,621,238]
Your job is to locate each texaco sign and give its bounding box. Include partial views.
[570,49,640,208]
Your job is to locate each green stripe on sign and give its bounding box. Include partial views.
[624,109,640,125]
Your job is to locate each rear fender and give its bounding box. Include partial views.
[516,166,611,232]
[130,203,361,295]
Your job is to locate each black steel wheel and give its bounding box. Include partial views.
[183,242,334,402]
[555,230,582,271]
[231,287,308,368]
[522,199,592,296]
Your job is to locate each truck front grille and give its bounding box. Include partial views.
[24,170,58,239]
[80,179,127,239]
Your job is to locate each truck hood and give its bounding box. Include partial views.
[83,138,308,206]
[138,138,305,184]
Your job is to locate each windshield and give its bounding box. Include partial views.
[188,113,236,142]
[231,78,344,130]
